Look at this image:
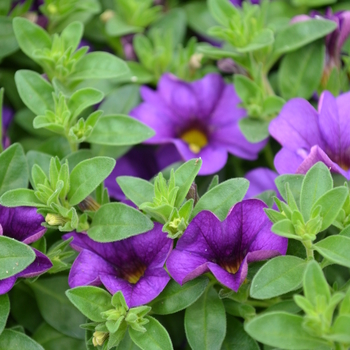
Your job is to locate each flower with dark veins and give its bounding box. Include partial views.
[0,205,52,294]
[63,223,173,307]
[166,199,287,291]
[270,90,350,179]
[130,73,266,175]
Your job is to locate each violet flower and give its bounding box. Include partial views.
[63,224,173,308]
[245,167,279,199]
[2,106,14,149]
[269,90,350,178]
[105,145,181,202]
[230,0,260,6]
[166,199,287,291]
[0,205,52,294]
[292,9,350,83]
[130,73,266,175]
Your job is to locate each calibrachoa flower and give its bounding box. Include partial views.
[0,205,52,294]
[230,0,260,6]
[105,145,181,202]
[63,223,173,308]
[166,199,287,291]
[2,106,14,149]
[245,167,279,199]
[292,9,350,84]
[130,73,266,175]
[269,90,350,178]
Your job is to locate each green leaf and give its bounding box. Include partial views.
[221,315,259,350]
[61,21,83,52]
[129,316,173,350]
[313,235,350,268]
[208,0,237,27]
[87,115,155,146]
[0,294,9,335]
[245,312,329,349]
[30,276,86,339]
[0,329,44,350]
[273,19,337,55]
[150,277,209,315]
[191,178,249,220]
[238,118,270,143]
[310,186,348,231]
[15,70,54,116]
[303,260,330,304]
[99,85,141,115]
[0,143,28,196]
[236,29,274,53]
[67,156,115,206]
[279,40,325,100]
[69,52,129,81]
[329,315,350,343]
[300,162,333,222]
[292,0,336,6]
[271,219,298,240]
[117,176,154,207]
[275,174,304,204]
[0,188,45,207]
[174,158,202,208]
[105,15,143,37]
[185,286,226,350]
[0,17,19,59]
[12,17,51,60]
[66,286,112,322]
[0,235,35,280]
[33,322,86,350]
[250,256,307,299]
[67,88,104,121]
[88,203,154,242]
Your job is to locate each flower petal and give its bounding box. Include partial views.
[17,248,52,278]
[0,206,46,244]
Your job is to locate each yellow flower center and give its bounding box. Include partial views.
[221,261,241,275]
[123,264,147,284]
[181,129,208,154]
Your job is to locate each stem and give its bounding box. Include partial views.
[263,142,275,170]
[303,240,314,260]
[68,138,78,153]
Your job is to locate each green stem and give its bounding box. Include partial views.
[246,298,281,308]
[303,240,314,260]
[263,142,275,170]
[67,138,78,153]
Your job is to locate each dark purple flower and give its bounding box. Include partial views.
[292,9,350,84]
[130,73,266,175]
[269,90,350,178]
[230,0,260,6]
[121,34,137,61]
[245,167,279,199]
[63,224,173,308]
[166,199,287,291]
[2,106,14,149]
[0,205,51,294]
[105,145,181,202]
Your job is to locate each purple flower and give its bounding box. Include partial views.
[269,90,350,178]
[166,199,287,291]
[292,9,350,83]
[230,0,260,6]
[0,205,52,294]
[130,73,266,175]
[105,145,181,202]
[2,106,14,149]
[245,167,279,199]
[63,224,173,308]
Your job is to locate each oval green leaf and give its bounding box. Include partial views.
[250,256,307,299]
[0,294,10,335]
[87,115,155,146]
[0,329,44,350]
[88,203,154,242]
[150,277,209,315]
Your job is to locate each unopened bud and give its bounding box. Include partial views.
[45,213,66,226]
[186,183,199,205]
[78,196,101,212]
[100,10,115,23]
[189,53,203,70]
[92,331,108,347]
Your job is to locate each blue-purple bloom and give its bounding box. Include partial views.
[0,205,52,294]
[230,0,260,6]
[63,224,173,307]
[166,199,287,291]
[130,73,266,175]
[292,9,350,83]
[105,145,181,203]
[245,167,279,199]
[270,90,350,178]
[2,106,14,149]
